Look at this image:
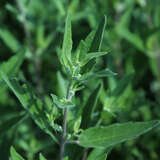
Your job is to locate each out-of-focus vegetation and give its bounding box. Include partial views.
[0,0,160,160]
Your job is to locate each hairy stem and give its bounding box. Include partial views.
[59,81,73,160]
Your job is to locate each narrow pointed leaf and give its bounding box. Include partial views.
[0,113,26,137]
[39,153,47,160]
[0,28,21,52]
[94,69,117,77]
[0,52,25,86]
[61,14,72,66]
[89,15,107,52]
[80,83,102,129]
[96,154,107,160]
[82,52,108,66]
[0,72,58,143]
[87,147,111,160]
[57,71,67,97]
[111,74,133,97]
[79,120,160,148]
[10,146,25,160]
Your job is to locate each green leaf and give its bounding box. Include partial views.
[80,83,102,129]
[57,71,67,97]
[51,94,75,109]
[80,69,117,82]
[111,74,133,97]
[39,153,47,160]
[87,147,111,160]
[79,120,160,148]
[94,69,117,78]
[116,28,145,52]
[80,58,96,75]
[61,14,73,67]
[78,31,96,62]
[89,15,107,52]
[96,154,107,160]
[0,112,26,137]
[10,146,25,160]
[82,52,108,66]
[0,72,58,143]
[0,52,25,86]
[0,28,21,52]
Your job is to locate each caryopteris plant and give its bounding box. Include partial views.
[0,14,160,160]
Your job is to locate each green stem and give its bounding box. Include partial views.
[59,80,73,160]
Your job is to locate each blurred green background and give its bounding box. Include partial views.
[0,0,160,160]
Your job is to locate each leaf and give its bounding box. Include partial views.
[87,148,111,160]
[87,147,111,160]
[96,154,107,160]
[10,146,25,160]
[0,72,58,143]
[111,74,133,97]
[57,71,67,97]
[0,28,21,52]
[78,120,160,148]
[61,14,73,67]
[39,153,47,160]
[94,69,117,78]
[82,52,108,66]
[0,52,25,86]
[80,83,102,129]
[116,28,145,52]
[80,69,117,82]
[89,15,107,52]
[78,31,96,62]
[80,58,96,75]
[0,113,26,137]
[51,94,75,109]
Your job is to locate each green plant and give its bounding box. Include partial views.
[0,12,160,160]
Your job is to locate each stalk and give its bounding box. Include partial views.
[59,80,73,160]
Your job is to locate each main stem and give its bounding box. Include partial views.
[59,81,72,160]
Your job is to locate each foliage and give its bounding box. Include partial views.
[0,0,160,160]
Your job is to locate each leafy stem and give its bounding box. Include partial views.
[59,80,73,160]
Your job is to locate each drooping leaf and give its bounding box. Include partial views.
[0,72,58,143]
[39,153,47,160]
[0,52,25,86]
[10,146,25,160]
[80,82,102,129]
[79,120,160,148]
[89,15,107,52]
